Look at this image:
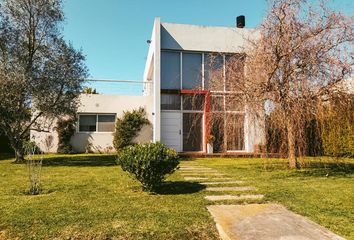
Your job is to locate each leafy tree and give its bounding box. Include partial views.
[0,0,88,163]
[83,87,98,94]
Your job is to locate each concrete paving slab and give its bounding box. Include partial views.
[184,177,209,181]
[208,178,233,181]
[206,186,256,192]
[181,173,225,176]
[200,181,244,185]
[179,167,213,170]
[205,195,264,201]
[180,169,218,172]
[207,204,345,240]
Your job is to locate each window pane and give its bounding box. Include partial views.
[98,115,115,132]
[226,114,244,150]
[182,53,202,89]
[161,94,181,110]
[183,113,203,151]
[225,54,245,91]
[211,113,225,152]
[225,95,244,111]
[205,54,224,91]
[182,94,204,111]
[211,95,224,111]
[79,115,96,132]
[161,51,180,89]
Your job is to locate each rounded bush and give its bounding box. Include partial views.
[117,142,180,191]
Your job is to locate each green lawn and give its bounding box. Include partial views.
[0,154,353,239]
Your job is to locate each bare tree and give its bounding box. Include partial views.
[244,0,353,168]
[0,0,88,163]
[202,0,354,168]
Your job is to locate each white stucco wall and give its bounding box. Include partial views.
[161,22,259,52]
[31,94,153,153]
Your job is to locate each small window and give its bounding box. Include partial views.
[79,115,97,132]
[182,94,205,111]
[98,115,115,132]
[79,114,116,132]
[161,94,181,110]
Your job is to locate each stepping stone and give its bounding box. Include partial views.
[200,181,244,185]
[205,194,264,201]
[209,178,233,180]
[181,173,224,176]
[184,177,209,181]
[206,186,256,192]
[179,169,217,172]
[207,204,345,240]
[179,167,212,170]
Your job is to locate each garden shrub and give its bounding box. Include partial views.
[117,142,180,191]
[56,118,76,154]
[113,107,149,151]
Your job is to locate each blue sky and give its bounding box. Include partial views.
[62,0,353,94]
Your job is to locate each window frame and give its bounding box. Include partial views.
[77,113,116,133]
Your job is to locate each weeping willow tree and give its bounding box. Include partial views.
[190,0,354,169]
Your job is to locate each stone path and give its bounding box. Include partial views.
[179,162,344,240]
[207,204,345,240]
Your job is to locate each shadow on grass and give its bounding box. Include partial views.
[154,181,206,195]
[0,154,14,161]
[42,154,117,167]
[289,161,354,177]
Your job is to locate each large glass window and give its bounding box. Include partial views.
[79,114,116,132]
[161,51,180,89]
[204,54,224,91]
[161,94,181,110]
[182,53,202,89]
[79,115,97,132]
[183,113,203,151]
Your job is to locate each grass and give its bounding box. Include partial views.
[0,154,217,240]
[192,157,354,239]
[0,154,353,239]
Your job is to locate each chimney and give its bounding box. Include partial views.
[236,15,245,28]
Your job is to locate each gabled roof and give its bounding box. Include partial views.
[161,22,259,53]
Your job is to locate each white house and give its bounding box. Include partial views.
[32,17,265,154]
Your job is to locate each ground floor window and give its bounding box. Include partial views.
[78,114,116,133]
[183,113,203,151]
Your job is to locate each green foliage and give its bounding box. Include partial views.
[56,118,76,154]
[117,142,180,191]
[113,108,149,151]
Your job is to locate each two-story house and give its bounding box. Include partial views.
[32,17,265,154]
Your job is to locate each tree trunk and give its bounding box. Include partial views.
[287,119,297,169]
[13,143,25,163]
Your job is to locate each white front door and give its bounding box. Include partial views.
[161,111,182,152]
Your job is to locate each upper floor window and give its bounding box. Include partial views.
[204,54,224,91]
[161,51,180,89]
[78,114,116,132]
[182,52,202,89]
